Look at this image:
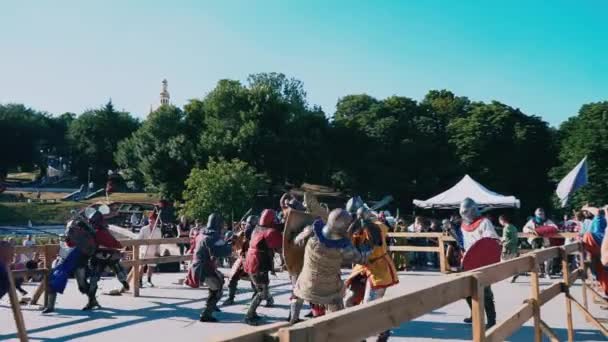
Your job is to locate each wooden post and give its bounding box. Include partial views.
[42,245,53,307]
[471,275,486,342]
[7,267,29,341]
[132,244,140,297]
[529,256,542,342]
[438,235,447,273]
[582,251,589,310]
[31,245,55,306]
[561,249,574,342]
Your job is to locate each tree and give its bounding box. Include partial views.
[69,101,139,182]
[115,105,194,198]
[551,102,608,207]
[184,73,330,185]
[448,101,557,214]
[181,158,267,222]
[0,104,49,177]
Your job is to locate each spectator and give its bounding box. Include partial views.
[20,235,36,264]
[130,212,140,227]
[1,241,15,300]
[499,215,520,283]
[177,216,191,255]
[137,212,162,287]
[580,210,594,237]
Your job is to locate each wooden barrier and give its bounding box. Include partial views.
[387,232,580,274]
[9,237,192,300]
[222,241,606,342]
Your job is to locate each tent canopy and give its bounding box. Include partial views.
[413,175,520,209]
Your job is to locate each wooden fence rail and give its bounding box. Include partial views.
[387,232,579,273]
[219,241,607,342]
[6,232,596,342]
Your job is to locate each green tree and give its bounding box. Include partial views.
[448,101,557,214]
[68,101,139,182]
[181,158,267,222]
[551,101,608,207]
[115,105,194,198]
[0,104,49,177]
[184,73,329,185]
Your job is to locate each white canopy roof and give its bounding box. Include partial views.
[413,175,520,209]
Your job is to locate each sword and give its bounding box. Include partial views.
[238,208,252,224]
[368,195,394,211]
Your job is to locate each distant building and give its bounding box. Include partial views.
[150,79,171,113]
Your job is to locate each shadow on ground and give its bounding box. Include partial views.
[392,320,605,341]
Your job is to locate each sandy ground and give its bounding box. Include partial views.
[0,269,606,342]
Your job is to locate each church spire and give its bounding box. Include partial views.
[160,79,170,105]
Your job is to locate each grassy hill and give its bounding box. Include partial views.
[0,201,86,225]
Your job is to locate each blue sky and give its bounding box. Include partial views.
[1,1,606,126]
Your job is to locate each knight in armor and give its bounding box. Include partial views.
[523,208,558,277]
[459,198,498,328]
[288,208,368,324]
[222,215,260,306]
[185,213,232,322]
[344,196,399,342]
[43,207,128,313]
[243,209,283,325]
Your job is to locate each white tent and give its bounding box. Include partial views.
[413,175,520,209]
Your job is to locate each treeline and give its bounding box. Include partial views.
[1,72,607,214]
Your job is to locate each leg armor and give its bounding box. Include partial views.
[83,261,102,310]
[42,290,57,314]
[109,259,129,291]
[200,272,223,322]
[74,266,89,295]
[464,286,496,327]
[245,272,270,324]
[289,297,304,324]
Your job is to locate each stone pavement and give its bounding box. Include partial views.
[0,269,605,341]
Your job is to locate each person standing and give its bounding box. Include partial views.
[289,209,368,324]
[223,215,258,306]
[523,208,558,277]
[582,209,608,298]
[499,215,520,282]
[243,210,283,325]
[460,198,498,328]
[137,212,162,287]
[177,215,191,258]
[344,197,399,342]
[186,213,232,322]
[20,235,36,265]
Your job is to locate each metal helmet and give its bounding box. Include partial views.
[322,208,353,240]
[88,210,104,227]
[534,208,546,221]
[459,198,480,224]
[259,209,277,228]
[245,215,259,226]
[346,196,365,214]
[288,198,306,211]
[280,193,292,208]
[206,213,223,231]
[356,206,373,222]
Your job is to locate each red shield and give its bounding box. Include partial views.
[462,238,501,271]
[535,225,559,237]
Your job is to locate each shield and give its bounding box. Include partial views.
[283,209,315,275]
[535,225,559,237]
[462,238,501,271]
[304,192,329,221]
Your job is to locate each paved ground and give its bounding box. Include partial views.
[1,269,605,341]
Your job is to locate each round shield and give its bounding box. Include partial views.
[535,225,559,237]
[462,238,501,271]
